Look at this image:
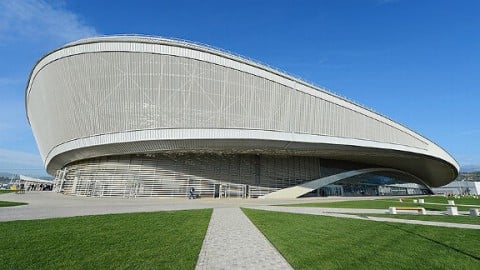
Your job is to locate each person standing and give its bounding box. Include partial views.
[189,187,195,199]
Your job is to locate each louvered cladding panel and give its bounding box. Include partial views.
[26,37,460,195]
[61,153,353,198]
[29,52,427,162]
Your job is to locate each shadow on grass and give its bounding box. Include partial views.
[385,222,480,261]
[0,201,27,207]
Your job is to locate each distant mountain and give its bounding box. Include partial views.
[460,165,480,173]
[0,172,52,180]
[0,172,17,178]
[456,171,480,182]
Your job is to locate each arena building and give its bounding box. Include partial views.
[26,35,459,198]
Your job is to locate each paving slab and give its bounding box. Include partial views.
[0,191,345,222]
[0,192,211,221]
[195,207,293,270]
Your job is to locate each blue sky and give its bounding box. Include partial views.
[0,0,479,176]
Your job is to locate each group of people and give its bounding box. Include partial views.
[15,183,53,192]
[27,183,53,191]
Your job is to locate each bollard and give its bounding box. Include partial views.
[418,199,424,204]
[470,208,479,216]
[447,206,458,216]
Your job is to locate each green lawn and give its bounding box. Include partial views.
[243,208,480,270]
[0,190,28,207]
[0,200,27,207]
[366,214,480,225]
[285,198,478,211]
[0,209,212,270]
[406,195,480,206]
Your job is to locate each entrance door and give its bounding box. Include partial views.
[244,185,250,198]
[214,184,221,198]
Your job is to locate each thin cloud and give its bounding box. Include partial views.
[0,77,24,86]
[0,97,30,136]
[0,148,43,168]
[0,0,98,44]
[458,129,480,136]
[454,154,480,172]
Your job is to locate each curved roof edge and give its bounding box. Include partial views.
[25,35,408,129]
[43,129,459,187]
[25,35,460,182]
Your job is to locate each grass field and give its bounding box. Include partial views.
[407,196,480,206]
[243,208,480,270]
[0,200,27,207]
[366,214,480,225]
[285,197,480,211]
[0,189,27,207]
[0,209,212,270]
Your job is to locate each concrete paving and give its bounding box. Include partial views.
[2,192,478,228]
[0,191,209,221]
[195,208,292,270]
[0,191,346,222]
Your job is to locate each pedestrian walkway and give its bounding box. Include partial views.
[195,207,293,270]
[0,191,328,222]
